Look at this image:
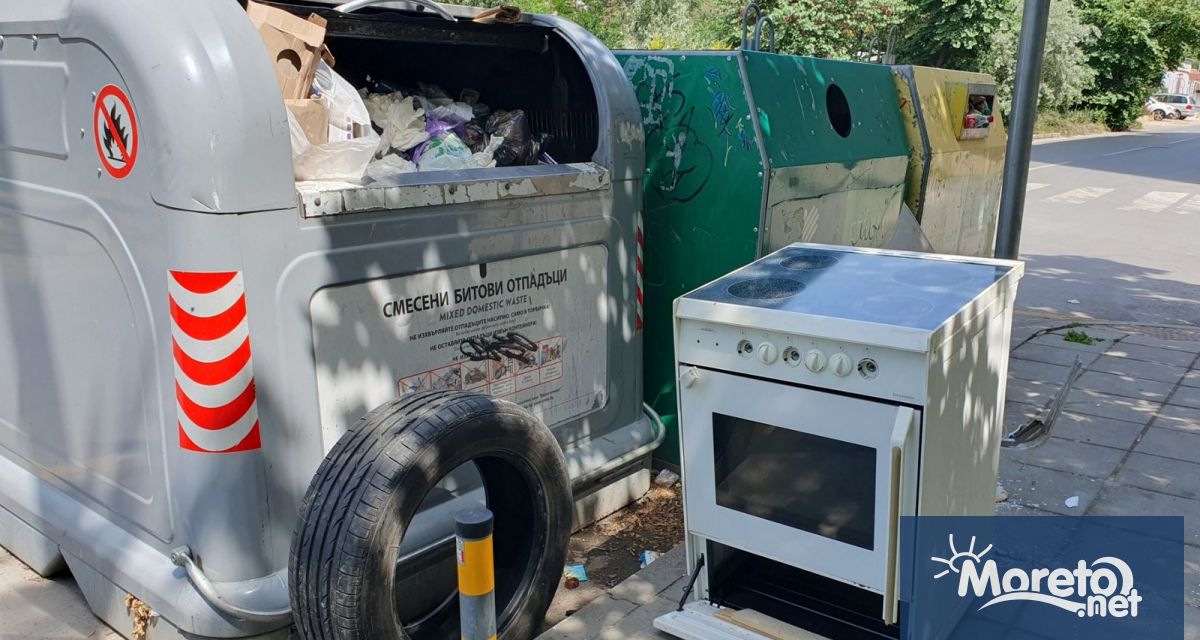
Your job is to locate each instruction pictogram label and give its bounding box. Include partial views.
[93,84,138,179]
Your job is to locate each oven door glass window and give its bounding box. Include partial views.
[713,413,877,550]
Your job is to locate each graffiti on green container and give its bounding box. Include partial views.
[623,56,756,204]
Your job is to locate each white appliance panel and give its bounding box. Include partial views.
[678,367,918,595]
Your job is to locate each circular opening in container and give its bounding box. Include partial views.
[826,84,852,138]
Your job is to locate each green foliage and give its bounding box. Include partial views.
[614,0,742,50]
[1078,0,1200,130]
[461,0,1200,135]
[454,0,741,50]
[984,0,1097,114]
[896,0,1007,69]
[754,0,908,59]
[1063,329,1098,345]
[1033,108,1107,136]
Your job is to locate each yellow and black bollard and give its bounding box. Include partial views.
[455,507,496,640]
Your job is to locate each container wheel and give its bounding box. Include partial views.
[290,391,572,640]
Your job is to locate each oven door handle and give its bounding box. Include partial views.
[884,406,915,625]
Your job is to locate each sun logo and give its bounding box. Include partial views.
[931,534,993,580]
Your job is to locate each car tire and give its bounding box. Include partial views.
[1153,109,1166,121]
[290,390,572,640]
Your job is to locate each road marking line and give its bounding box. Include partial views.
[1176,195,1200,214]
[1026,182,1050,191]
[1103,145,1152,157]
[1167,136,1199,145]
[1119,191,1189,213]
[1044,187,1114,205]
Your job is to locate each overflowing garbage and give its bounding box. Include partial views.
[246,1,555,183]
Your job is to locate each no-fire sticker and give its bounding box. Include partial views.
[93,84,138,179]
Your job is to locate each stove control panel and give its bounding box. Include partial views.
[676,319,927,403]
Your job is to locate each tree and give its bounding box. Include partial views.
[983,0,1097,114]
[1078,0,1200,129]
[615,0,741,50]
[753,0,909,59]
[896,0,1007,70]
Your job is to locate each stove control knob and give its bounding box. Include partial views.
[803,349,827,373]
[757,342,778,364]
[830,353,853,377]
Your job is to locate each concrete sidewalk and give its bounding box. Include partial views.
[537,316,1200,640]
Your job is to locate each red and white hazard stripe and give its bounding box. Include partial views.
[169,271,261,453]
[635,211,644,332]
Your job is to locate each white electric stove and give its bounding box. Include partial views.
[660,243,1022,640]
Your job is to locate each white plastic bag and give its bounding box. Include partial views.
[287,109,378,182]
[416,95,475,125]
[314,61,371,142]
[365,153,417,182]
[378,97,429,154]
[415,129,475,171]
[470,135,504,169]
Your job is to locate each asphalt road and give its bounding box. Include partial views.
[1018,119,1200,326]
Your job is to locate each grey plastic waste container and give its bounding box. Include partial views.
[0,1,652,638]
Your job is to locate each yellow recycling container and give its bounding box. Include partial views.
[893,66,1008,257]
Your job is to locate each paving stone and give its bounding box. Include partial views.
[997,461,1103,515]
[1010,324,1046,348]
[1050,411,1144,450]
[1136,427,1200,464]
[1075,370,1176,401]
[1157,404,1200,435]
[1122,333,1200,354]
[597,595,682,640]
[1189,545,1200,608]
[1090,354,1188,384]
[1003,437,1125,479]
[1061,388,1160,426]
[1089,485,1200,544]
[540,546,685,640]
[1170,386,1200,410]
[1188,605,1200,640]
[1007,358,1071,384]
[608,546,685,605]
[1028,329,1122,353]
[993,501,1057,517]
[1005,377,1061,407]
[1116,453,1200,500]
[1105,343,1198,367]
[1003,401,1043,433]
[1010,344,1100,368]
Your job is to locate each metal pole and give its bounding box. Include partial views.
[455,507,496,640]
[995,0,1052,259]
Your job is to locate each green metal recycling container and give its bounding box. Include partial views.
[617,49,911,464]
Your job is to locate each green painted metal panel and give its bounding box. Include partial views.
[742,51,909,168]
[617,51,763,464]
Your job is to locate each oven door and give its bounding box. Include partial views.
[679,367,918,622]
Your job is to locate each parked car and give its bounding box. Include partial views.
[1146,93,1197,120]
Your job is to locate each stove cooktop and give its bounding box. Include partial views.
[686,245,1015,331]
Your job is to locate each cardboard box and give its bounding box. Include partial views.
[286,98,330,145]
[246,0,334,100]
